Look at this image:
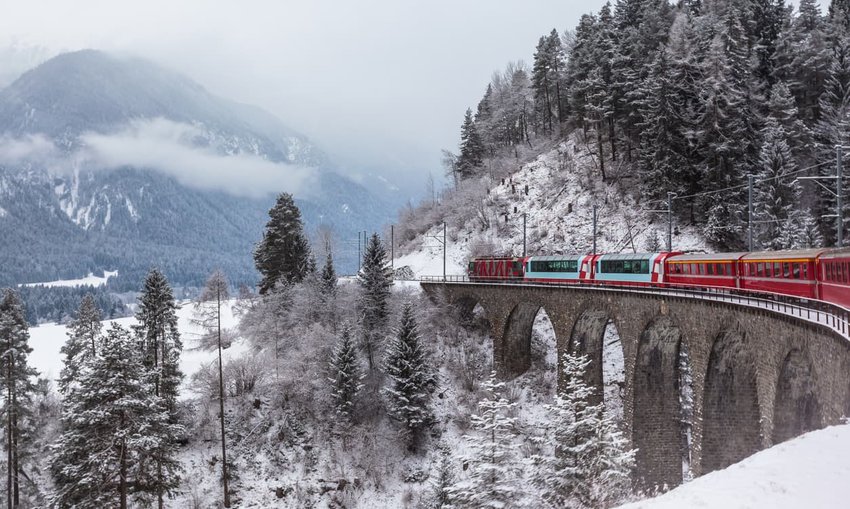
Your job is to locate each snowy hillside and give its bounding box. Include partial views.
[617,423,850,509]
[397,134,710,278]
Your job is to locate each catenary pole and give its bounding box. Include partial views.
[523,213,527,257]
[667,192,674,252]
[748,175,754,252]
[390,225,394,269]
[592,204,598,255]
[443,222,447,281]
[838,146,844,247]
[216,286,230,507]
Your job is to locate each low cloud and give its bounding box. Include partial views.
[79,118,314,198]
[1,118,314,198]
[0,133,59,166]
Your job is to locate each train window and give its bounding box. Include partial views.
[802,264,808,279]
[792,263,801,279]
[706,264,714,275]
[783,262,791,278]
[772,262,780,278]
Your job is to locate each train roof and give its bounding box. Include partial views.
[819,247,850,260]
[667,252,748,262]
[527,255,585,261]
[742,249,830,261]
[597,252,658,261]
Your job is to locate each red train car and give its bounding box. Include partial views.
[468,256,527,281]
[665,252,746,290]
[818,248,850,308]
[738,249,825,300]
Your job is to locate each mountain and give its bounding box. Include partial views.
[0,50,391,289]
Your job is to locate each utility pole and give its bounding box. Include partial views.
[667,192,674,252]
[748,175,754,252]
[390,224,394,269]
[357,232,361,273]
[443,222,447,281]
[592,204,598,255]
[522,213,527,257]
[839,146,844,247]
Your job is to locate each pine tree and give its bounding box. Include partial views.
[456,108,486,180]
[192,270,231,507]
[425,449,456,509]
[755,117,804,249]
[253,192,311,294]
[815,35,850,245]
[448,372,525,508]
[133,269,183,509]
[532,29,565,134]
[329,325,363,423]
[58,294,102,395]
[530,354,635,509]
[50,324,181,509]
[694,9,756,248]
[320,251,338,301]
[382,304,436,447]
[0,289,38,508]
[357,233,392,370]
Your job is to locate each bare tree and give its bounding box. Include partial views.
[193,270,231,508]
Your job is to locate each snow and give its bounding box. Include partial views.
[27,299,248,397]
[21,269,118,288]
[617,423,850,509]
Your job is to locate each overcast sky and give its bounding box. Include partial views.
[0,0,617,191]
[0,0,829,194]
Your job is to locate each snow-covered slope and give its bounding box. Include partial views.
[617,423,850,509]
[397,135,710,278]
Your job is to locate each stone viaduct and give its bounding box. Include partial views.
[421,281,850,489]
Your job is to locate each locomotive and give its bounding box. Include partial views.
[467,248,850,309]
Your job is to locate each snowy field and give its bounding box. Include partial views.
[617,423,850,509]
[28,299,249,396]
[20,270,119,288]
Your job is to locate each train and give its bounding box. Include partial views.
[468,248,850,309]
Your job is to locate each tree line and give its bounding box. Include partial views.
[447,0,850,251]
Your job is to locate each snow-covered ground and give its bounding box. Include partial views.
[28,299,248,396]
[617,423,850,509]
[20,270,119,288]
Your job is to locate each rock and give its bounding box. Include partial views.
[394,265,416,280]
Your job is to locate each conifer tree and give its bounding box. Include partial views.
[50,324,181,509]
[530,354,635,509]
[357,233,392,370]
[58,294,102,395]
[329,325,363,423]
[382,304,436,446]
[755,117,804,249]
[815,36,850,245]
[456,108,486,180]
[0,289,38,508]
[192,270,231,507]
[532,29,565,134]
[448,372,525,508]
[320,251,338,301]
[133,269,183,509]
[253,192,311,294]
[426,449,456,509]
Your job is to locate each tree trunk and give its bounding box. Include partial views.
[119,437,128,509]
[6,363,12,509]
[608,116,617,163]
[11,385,19,507]
[217,292,231,507]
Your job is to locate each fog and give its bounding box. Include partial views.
[0,0,611,196]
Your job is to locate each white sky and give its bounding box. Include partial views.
[0,0,613,191]
[0,0,830,193]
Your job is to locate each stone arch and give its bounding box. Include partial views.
[773,347,822,444]
[701,327,761,473]
[567,309,626,417]
[452,295,487,328]
[501,302,548,378]
[632,314,686,489]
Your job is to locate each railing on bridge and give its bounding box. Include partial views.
[419,275,850,341]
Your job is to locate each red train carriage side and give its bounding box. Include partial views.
[738,249,825,300]
[818,248,850,309]
[665,252,746,290]
[468,257,528,281]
